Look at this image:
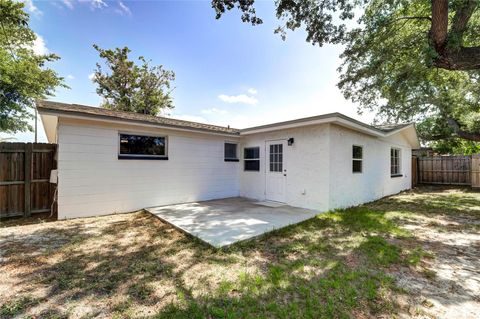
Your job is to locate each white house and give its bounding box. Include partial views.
[38,100,420,219]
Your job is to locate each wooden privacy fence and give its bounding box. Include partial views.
[473,155,480,188]
[0,143,57,218]
[415,155,480,187]
[411,155,418,188]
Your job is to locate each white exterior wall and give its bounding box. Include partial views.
[328,124,412,209]
[56,118,240,219]
[54,117,414,219]
[239,124,331,211]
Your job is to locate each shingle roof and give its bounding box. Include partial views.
[373,123,412,133]
[37,100,413,137]
[37,100,240,135]
[240,112,413,135]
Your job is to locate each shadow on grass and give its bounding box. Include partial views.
[0,212,57,228]
[2,186,479,318]
[151,260,395,319]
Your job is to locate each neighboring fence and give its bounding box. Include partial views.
[411,155,418,188]
[0,143,57,218]
[415,155,474,186]
[473,155,480,188]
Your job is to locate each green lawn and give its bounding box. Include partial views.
[1,186,479,319]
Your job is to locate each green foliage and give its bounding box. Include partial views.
[213,0,480,142]
[430,138,480,155]
[212,0,365,46]
[337,1,480,142]
[92,45,175,115]
[0,0,65,133]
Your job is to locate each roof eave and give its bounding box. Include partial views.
[382,123,421,148]
[37,107,241,137]
[240,115,385,137]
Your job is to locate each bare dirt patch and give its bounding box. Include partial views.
[1,186,479,318]
[382,188,480,319]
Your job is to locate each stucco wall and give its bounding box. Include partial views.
[57,118,240,219]
[328,124,412,209]
[239,124,331,211]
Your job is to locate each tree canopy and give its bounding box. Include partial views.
[337,1,480,143]
[212,0,480,71]
[212,0,480,146]
[0,0,64,133]
[92,45,175,116]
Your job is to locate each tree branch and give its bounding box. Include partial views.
[391,16,432,23]
[433,46,480,70]
[429,0,480,70]
[430,0,449,52]
[450,0,478,42]
[447,117,480,141]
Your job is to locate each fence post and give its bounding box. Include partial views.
[411,155,418,188]
[24,143,32,217]
[473,154,480,188]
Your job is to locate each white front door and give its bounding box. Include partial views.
[265,140,287,203]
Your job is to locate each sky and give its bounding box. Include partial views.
[5,0,374,142]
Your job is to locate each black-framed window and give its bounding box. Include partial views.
[119,133,167,160]
[224,143,239,162]
[244,147,260,171]
[352,145,363,173]
[391,148,401,176]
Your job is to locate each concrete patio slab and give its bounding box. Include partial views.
[146,197,319,248]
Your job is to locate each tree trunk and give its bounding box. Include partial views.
[430,0,448,52]
[433,47,480,70]
[430,0,480,70]
[447,118,480,142]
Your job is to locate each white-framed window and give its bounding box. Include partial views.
[352,145,363,173]
[391,148,401,176]
[244,147,260,171]
[118,133,167,160]
[224,142,239,162]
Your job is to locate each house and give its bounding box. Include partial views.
[37,100,420,219]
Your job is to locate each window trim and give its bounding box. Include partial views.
[244,146,260,172]
[118,132,168,160]
[390,147,402,177]
[224,142,239,162]
[352,144,363,174]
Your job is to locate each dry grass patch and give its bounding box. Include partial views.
[1,186,479,318]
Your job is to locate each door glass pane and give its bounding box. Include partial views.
[268,143,284,172]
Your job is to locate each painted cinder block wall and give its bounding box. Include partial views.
[55,118,414,219]
[56,118,240,219]
[328,125,412,210]
[239,124,331,212]
[239,123,412,212]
